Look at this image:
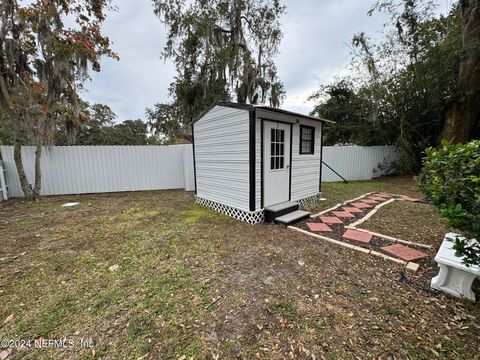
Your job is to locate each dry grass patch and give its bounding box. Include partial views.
[361,200,449,248]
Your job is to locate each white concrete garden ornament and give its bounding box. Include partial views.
[431,233,480,301]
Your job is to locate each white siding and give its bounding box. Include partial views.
[0,145,194,197]
[254,113,323,210]
[255,118,262,210]
[290,120,322,201]
[194,105,250,211]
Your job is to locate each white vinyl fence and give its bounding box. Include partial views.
[0,144,397,199]
[322,145,397,182]
[0,160,7,201]
[0,145,195,198]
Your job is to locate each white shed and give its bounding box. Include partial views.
[192,101,332,224]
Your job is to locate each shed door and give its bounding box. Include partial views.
[263,121,290,207]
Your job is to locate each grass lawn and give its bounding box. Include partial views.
[0,176,479,359]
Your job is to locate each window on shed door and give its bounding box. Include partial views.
[270,128,285,170]
[300,125,315,154]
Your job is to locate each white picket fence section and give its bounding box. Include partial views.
[0,144,397,199]
[0,145,195,198]
[322,145,397,182]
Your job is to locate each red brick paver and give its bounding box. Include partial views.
[332,211,355,218]
[319,216,343,224]
[351,202,372,209]
[342,229,373,244]
[362,199,379,204]
[306,222,332,232]
[381,244,428,261]
[343,207,363,213]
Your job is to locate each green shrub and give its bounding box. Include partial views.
[417,140,480,267]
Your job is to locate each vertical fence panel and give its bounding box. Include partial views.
[0,144,396,198]
[322,145,397,182]
[183,144,195,191]
[0,160,7,201]
[0,145,191,197]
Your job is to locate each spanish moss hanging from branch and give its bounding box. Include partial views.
[149,0,286,140]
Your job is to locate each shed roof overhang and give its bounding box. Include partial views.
[192,101,335,124]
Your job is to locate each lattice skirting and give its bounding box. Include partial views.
[296,193,322,207]
[196,197,265,224]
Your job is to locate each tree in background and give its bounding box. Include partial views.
[54,102,157,145]
[308,80,398,146]
[112,120,155,145]
[150,0,285,141]
[74,102,117,145]
[0,109,9,145]
[310,0,464,172]
[439,0,480,142]
[0,0,117,199]
[145,103,182,143]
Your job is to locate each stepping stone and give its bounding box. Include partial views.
[381,244,428,261]
[306,222,332,232]
[351,202,372,209]
[343,206,363,213]
[342,229,373,244]
[362,199,379,204]
[332,211,355,218]
[319,216,343,224]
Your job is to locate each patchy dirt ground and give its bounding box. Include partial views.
[0,177,479,359]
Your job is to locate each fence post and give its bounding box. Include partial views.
[0,161,8,201]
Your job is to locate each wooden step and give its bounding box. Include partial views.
[264,201,299,222]
[274,210,310,225]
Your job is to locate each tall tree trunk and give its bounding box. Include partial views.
[13,142,34,199]
[33,142,42,200]
[439,0,480,143]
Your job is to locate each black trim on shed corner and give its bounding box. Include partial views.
[191,123,197,194]
[260,119,264,209]
[319,122,324,193]
[249,108,256,212]
[289,123,293,201]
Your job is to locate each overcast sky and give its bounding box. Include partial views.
[82,0,451,121]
